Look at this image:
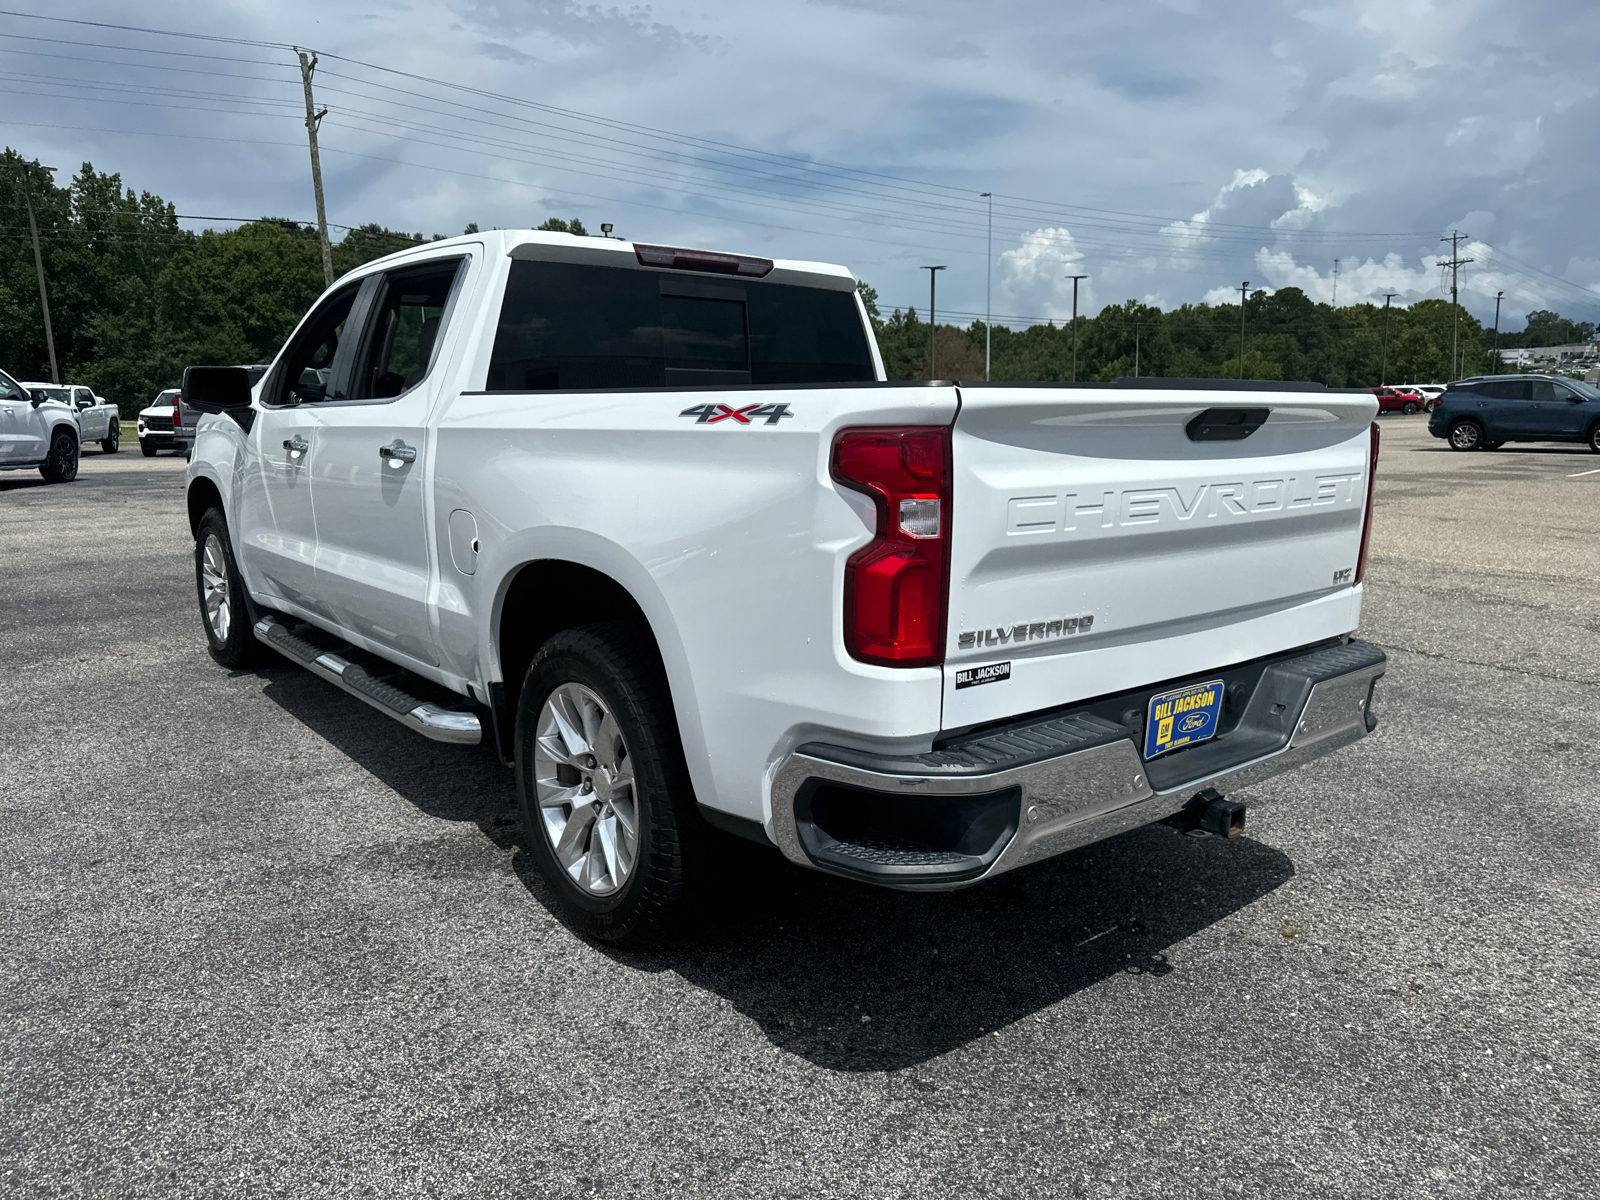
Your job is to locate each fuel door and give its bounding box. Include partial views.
[448,508,479,576]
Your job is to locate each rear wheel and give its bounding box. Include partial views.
[1448,420,1483,451]
[101,421,120,453]
[39,429,79,482]
[1402,400,1420,415]
[514,621,701,945]
[194,508,273,668]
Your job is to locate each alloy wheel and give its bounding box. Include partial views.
[201,533,232,642]
[1449,422,1481,450]
[532,682,639,896]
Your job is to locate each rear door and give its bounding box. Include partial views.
[308,251,472,668]
[944,384,1376,727]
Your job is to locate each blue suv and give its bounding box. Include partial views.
[1428,373,1600,452]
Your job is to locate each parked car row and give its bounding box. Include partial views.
[0,368,83,482]
[1429,373,1600,452]
[1367,384,1445,414]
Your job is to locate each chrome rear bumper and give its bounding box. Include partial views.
[769,639,1386,890]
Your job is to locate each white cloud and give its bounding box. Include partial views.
[998,228,1091,323]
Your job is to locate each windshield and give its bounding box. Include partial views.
[31,386,70,404]
[1563,378,1600,401]
[154,390,179,406]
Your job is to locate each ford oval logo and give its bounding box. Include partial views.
[1178,713,1207,733]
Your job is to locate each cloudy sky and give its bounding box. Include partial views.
[4,0,1598,331]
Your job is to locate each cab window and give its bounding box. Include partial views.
[268,283,361,406]
[351,258,465,400]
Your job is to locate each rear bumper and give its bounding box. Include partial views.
[769,639,1386,890]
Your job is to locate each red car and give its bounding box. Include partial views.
[1369,386,1425,414]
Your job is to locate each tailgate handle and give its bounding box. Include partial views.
[1186,407,1270,442]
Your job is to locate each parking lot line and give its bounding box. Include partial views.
[1566,468,1600,477]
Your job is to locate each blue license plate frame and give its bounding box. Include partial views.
[1143,679,1225,759]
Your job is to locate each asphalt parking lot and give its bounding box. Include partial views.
[3,419,1598,1199]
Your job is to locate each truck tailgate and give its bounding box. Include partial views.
[944,384,1377,729]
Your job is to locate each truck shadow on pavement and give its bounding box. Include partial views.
[261,667,1295,1073]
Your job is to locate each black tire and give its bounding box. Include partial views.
[140,439,157,458]
[101,422,120,454]
[39,428,79,482]
[514,621,701,945]
[1588,424,1600,454]
[194,508,273,668]
[1447,420,1483,451]
[1484,441,1504,451]
[1402,401,1419,415]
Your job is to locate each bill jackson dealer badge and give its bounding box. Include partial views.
[955,661,1011,690]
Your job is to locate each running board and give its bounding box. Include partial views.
[253,615,482,745]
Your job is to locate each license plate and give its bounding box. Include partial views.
[1143,680,1225,759]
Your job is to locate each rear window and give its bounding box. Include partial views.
[486,261,875,391]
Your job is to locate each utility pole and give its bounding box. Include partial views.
[1492,290,1505,371]
[1439,231,1473,380]
[296,49,335,288]
[20,167,60,384]
[1332,258,1340,308]
[1239,281,1250,378]
[1380,293,1398,385]
[981,192,993,381]
[921,265,945,379]
[1066,274,1087,382]
[1134,322,1141,378]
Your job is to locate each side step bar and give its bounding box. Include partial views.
[254,616,482,745]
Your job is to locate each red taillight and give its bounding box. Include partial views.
[1354,420,1380,585]
[633,242,774,277]
[831,427,951,667]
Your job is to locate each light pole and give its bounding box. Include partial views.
[1239,281,1250,378]
[922,265,946,379]
[1066,274,1087,382]
[1492,290,1505,370]
[1380,293,1398,385]
[981,192,992,381]
[1134,322,1141,378]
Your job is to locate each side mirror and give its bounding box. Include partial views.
[182,365,253,413]
[29,393,44,408]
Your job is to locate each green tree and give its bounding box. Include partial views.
[537,217,589,236]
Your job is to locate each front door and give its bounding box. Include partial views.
[0,374,39,463]
[1527,379,1588,438]
[309,253,471,668]
[233,281,366,622]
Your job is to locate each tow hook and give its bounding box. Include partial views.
[1164,787,1246,838]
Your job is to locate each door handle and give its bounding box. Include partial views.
[282,435,309,458]
[379,440,417,466]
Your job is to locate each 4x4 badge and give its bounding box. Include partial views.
[679,402,794,426]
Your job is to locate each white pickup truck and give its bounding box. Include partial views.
[183,230,1386,942]
[22,382,120,453]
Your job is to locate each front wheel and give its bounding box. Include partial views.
[101,422,120,453]
[140,439,157,458]
[1588,424,1600,454]
[194,508,273,668]
[39,429,79,482]
[1448,420,1483,451]
[514,621,701,945]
